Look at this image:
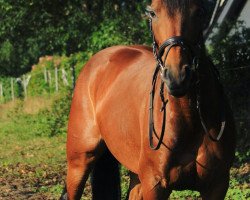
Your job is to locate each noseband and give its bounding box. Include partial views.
[148,18,225,150]
[149,17,200,85]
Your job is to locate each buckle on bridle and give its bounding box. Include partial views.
[160,67,168,84]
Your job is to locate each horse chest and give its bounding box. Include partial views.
[140,135,220,191]
[164,140,221,190]
[168,158,197,189]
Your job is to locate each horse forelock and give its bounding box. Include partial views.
[163,0,204,16]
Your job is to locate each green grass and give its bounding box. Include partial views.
[0,103,66,165]
[0,98,67,199]
[0,98,249,199]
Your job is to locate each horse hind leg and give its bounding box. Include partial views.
[66,148,121,200]
[64,110,108,200]
[65,128,121,199]
[59,185,67,200]
[66,137,105,200]
[91,150,121,200]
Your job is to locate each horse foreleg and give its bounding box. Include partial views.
[126,172,143,200]
[129,184,143,200]
[200,173,230,200]
[139,173,172,200]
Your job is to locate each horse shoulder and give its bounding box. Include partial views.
[77,45,152,98]
[87,45,152,69]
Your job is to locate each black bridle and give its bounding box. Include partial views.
[148,18,226,150]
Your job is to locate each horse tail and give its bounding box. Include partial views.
[91,150,121,200]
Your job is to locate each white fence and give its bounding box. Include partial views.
[0,67,76,103]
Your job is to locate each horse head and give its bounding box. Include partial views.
[147,0,206,97]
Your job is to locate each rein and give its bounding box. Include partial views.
[148,18,226,150]
[149,63,168,150]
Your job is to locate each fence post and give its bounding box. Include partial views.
[48,70,51,89]
[61,68,69,86]
[71,65,76,90]
[44,68,48,83]
[23,75,27,99]
[55,67,58,92]
[11,78,14,101]
[22,75,31,99]
[0,83,3,101]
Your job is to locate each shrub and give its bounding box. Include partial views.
[47,93,71,137]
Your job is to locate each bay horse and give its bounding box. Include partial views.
[61,0,236,199]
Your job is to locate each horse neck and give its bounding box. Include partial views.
[164,53,223,132]
[198,51,222,97]
[199,54,224,120]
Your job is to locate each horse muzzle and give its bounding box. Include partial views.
[161,65,193,97]
[156,36,199,97]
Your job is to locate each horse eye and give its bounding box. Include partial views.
[145,7,157,19]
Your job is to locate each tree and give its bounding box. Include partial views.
[0,0,149,76]
[0,0,217,76]
[208,21,250,150]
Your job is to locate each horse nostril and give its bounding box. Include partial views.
[177,65,188,83]
[163,65,193,97]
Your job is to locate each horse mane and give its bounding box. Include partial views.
[163,0,204,15]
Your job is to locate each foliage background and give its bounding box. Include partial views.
[0,0,151,76]
[0,0,249,199]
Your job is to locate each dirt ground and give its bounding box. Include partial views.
[0,163,66,200]
[0,162,95,200]
[0,162,249,200]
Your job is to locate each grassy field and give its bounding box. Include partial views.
[0,97,249,200]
